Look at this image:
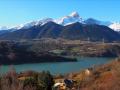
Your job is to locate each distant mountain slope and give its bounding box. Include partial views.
[84,18,111,26]
[36,22,63,38]
[0,22,63,40]
[60,23,120,41]
[0,30,10,35]
[0,22,120,42]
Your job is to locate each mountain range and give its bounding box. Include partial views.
[0,12,120,41]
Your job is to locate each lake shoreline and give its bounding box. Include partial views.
[0,55,77,65]
[0,57,114,74]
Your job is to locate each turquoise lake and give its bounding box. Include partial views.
[0,57,114,74]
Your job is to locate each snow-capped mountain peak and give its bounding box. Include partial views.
[109,22,120,32]
[69,11,79,18]
[13,12,83,28]
[54,11,83,26]
[12,18,53,30]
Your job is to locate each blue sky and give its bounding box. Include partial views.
[0,0,120,27]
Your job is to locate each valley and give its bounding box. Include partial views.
[0,39,119,65]
[16,38,120,57]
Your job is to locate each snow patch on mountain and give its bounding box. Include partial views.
[12,18,53,30]
[109,22,120,32]
[54,11,83,25]
[0,26,10,30]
